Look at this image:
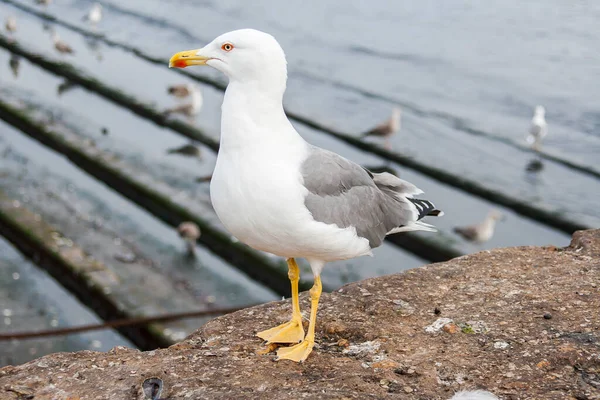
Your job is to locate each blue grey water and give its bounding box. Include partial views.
[6,0,595,225]
[83,0,600,159]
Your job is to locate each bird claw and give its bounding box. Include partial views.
[256,317,304,344]
[276,338,315,362]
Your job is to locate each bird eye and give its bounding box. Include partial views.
[221,43,234,52]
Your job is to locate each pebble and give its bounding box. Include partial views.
[543,313,552,319]
[403,386,413,393]
[113,251,136,263]
[536,360,550,369]
[392,299,415,316]
[425,317,453,333]
[494,341,509,349]
[443,323,459,334]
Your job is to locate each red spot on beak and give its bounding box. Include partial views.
[174,60,188,68]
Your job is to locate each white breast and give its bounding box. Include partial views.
[210,142,371,261]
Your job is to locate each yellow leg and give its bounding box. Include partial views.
[256,258,305,344]
[276,276,322,362]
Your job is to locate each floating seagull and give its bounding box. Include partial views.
[362,106,401,150]
[83,3,102,26]
[51,31,74,55]
[454,210,503,243]
[57,79,77,97]
[166,143,201,158]
[450,390,499,400]
[195,174,212,183]
[167,84,194,99]
[163,85,202,121]
[9,54,20,78]
[525,158,544,173]
[5,16,17,34]
[177,222,201,257]
[526,105,547,151]
[169,29,443,362]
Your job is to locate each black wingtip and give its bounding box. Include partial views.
[408,198,443,220]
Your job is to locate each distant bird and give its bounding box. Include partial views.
[163,85,202,121]
[83,3,103,25]
[362,106,401,150]
[5,16,17,34]
[167,84,194,99]
[526,105,548,151]
[51,32,74,55]
[454,210,503,243]
[450,390,499,400]
[36,0,51,5]
[195,174,212,183]
[525,158,544,173]
[57,79,77,97]
[84,37,103,61]
[177,222,201,257]
[9,54,20,78]
[166,143,201,158]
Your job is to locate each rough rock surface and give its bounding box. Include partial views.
[1,230,599,400]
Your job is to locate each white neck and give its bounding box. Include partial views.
[220,80,304,152]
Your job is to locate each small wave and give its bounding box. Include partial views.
[347,45,445,67]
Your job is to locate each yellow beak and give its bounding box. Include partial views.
[168,49,210,68]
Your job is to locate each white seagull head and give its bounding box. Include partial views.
[487,209,504,222]
[534,105,545,116]
[169,29,287,89]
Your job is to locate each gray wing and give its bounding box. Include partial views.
[300,146,417,248]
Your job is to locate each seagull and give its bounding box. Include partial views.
[177,222,201,257]
[9,54,20,78]
[169,29,443,362]
[36,0,51,5]
[163,85,202,121]
[526,105,547,151]
[5,16,17,34]
[362,106,401,150]
[57,79,77,97]
[453,210,503,243]
[167,84,194,99]
[83,3,102,26]
[166,143,201,158]
[51,31,74,55]
[450,390,499,400]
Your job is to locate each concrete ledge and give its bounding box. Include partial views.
[1,230,599,399]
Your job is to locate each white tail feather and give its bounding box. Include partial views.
[388,221,437,234]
